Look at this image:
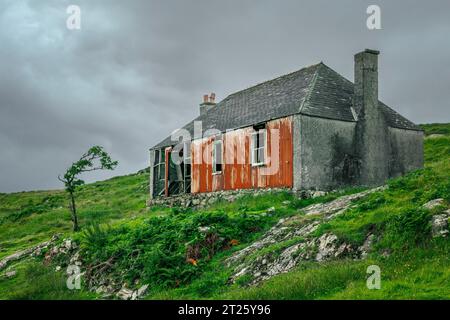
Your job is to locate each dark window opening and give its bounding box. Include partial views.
[153,148,166,181]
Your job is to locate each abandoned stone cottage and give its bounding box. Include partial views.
[149,49,423,199]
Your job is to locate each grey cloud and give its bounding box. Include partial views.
[0,0,449,192]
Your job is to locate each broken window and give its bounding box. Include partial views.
[159,150,166,180]
[212,137,223,174]
[153,148,166,181]
[251,127,266,166]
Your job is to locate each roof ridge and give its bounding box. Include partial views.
[221,62,322,102]
[298,62,322,113]
[319,62,354,84]
[319,63,421,130]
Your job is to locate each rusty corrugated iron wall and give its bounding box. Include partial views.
[191,117,293,193]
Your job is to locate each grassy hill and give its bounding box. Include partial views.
[0,123,449,300]
[0,173,153,260]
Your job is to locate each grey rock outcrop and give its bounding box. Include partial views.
[3,270,17,279]
[117,287,134,300]
[117,284,149,300]
[227,187,384,285]
[422,199,445,210]
[431,210,449,238]
[0,234,60,271]
[422,199,449,238]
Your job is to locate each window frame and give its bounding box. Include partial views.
[152,148,166,181]
[212,137,223,175]
[251,128,267,167]
[183,141,191,179]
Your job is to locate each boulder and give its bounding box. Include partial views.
[4,270,17,278]
[136,284,149,298]
[312,191,327,198]
[431,210,450,238]
[117,288,134,300]
[130,284,149,300]
[423,199,445,210]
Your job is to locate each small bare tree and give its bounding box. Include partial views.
[58,146,118,231]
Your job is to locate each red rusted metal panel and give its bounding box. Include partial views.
[191,116,293,193]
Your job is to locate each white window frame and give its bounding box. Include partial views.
[212,138,223,175]
[251,128,267,167]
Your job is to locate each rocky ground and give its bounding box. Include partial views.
[226,188,449,286]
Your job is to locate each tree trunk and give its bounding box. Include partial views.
[69,191,79,232]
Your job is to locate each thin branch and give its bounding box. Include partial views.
[80,166,104,173]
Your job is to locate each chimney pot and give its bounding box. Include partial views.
[199,92,216,115]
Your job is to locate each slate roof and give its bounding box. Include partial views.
[151,62,421,149]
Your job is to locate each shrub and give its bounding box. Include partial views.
[79,208,278,289]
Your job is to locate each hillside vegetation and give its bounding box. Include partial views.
[0,123,449,300]
[0,173,151,260]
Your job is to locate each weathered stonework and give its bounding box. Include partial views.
[147,187,332,209]
[148,188,291,209]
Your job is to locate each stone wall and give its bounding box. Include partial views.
[148,188,289,208]
[147,187,329,209]
[388,127,424,178]
[294,114,357,191]
[149,188,267,208]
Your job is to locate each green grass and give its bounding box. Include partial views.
[0,172,152,259]
[219,240,449,300]
[420,123,450,136]
[0,123,449,300]
[0,260,96,300]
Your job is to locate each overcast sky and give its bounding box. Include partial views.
[0,0,449,193]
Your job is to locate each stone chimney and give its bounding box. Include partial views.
[199,93,216,115]
[354,49,388,186]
